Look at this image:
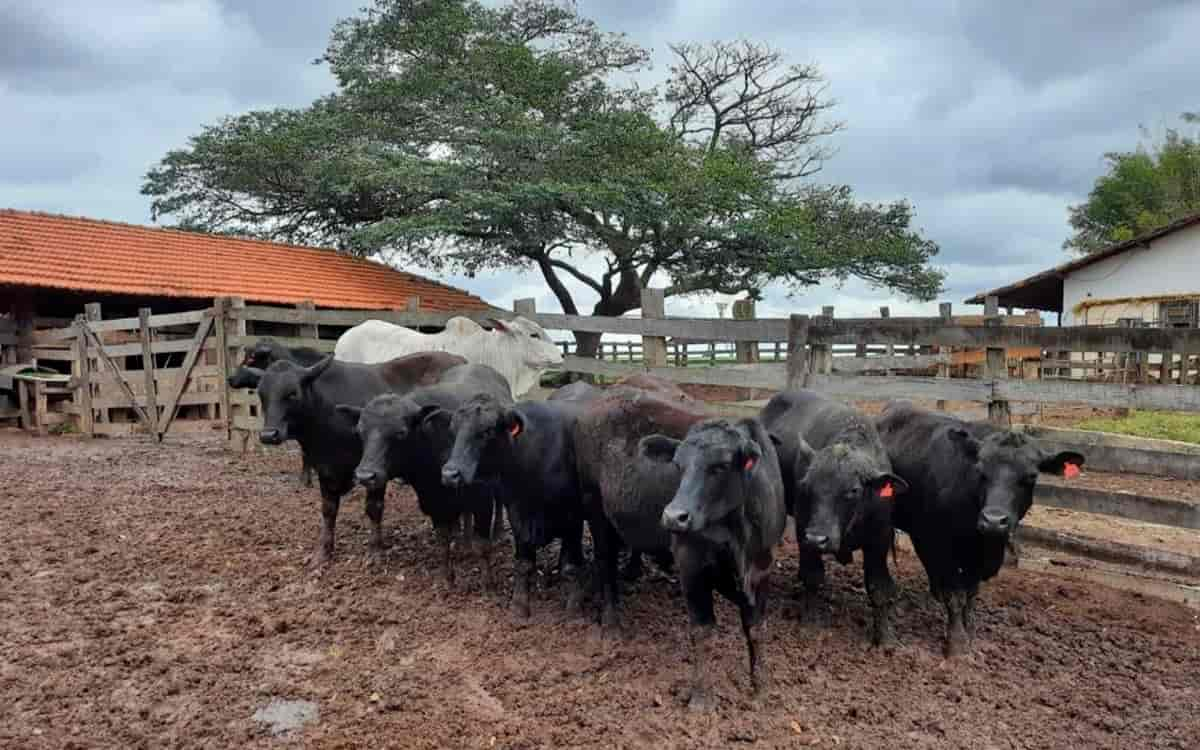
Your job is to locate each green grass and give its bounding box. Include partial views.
[1075,410,1200,445]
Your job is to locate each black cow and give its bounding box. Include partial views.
[760,390,909,648]
[641,417,786,710]
[227,338,327,486]
[342,363,513,587]
[546,380,602,403]
[876,402,1084,656]
[573,388,710,630]
[256,351,466,570]
[441,394,590,616]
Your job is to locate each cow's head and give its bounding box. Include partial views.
[643,419,765,535]
[257,356,332,445]
[489,316,564,369]
[946,427,1084,538]
[441,393,522,489]
[339,394,445,491]
[241,338,281,369]
[792,428,908,554]
[227,366,265,390]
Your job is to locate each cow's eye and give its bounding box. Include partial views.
[530,332,541,339]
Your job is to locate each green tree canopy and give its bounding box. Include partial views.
[143,0,944,354]
[1066,114,1200,254]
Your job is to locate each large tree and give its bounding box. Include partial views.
[143,0,944,355]
[1065,113,1200,254]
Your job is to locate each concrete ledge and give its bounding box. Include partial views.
[1018,424,1200,480]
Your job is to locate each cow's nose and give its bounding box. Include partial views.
[804,533,833,552]
[355,469,379,487]
[259,429,281,445]
[441,466,464,488]
[978,509,1012,535]
[661,508,691,533]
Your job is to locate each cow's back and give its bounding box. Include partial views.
[575,390,708,551]
[377,351,468,393]
[614,373,696,403]
[876,403,977,533]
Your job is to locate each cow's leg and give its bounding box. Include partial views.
[364,486,386,564]
[863,535,899,650]
[962,580,981,640]
[433,518,456,587]
[560,517,587,616]
[796,546,826,624]
[678,555,717,711]
[512,540,536,619]
[739,575,770,698]
[589,514,623,632]
[470,499,496,591]
[621,550,645,582]
[942,586,970,658]
[300,455,314,488]
[312,486,342,571]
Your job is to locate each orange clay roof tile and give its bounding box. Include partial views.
[0,209,489,312]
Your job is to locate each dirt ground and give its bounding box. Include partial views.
[2,431,1198,749]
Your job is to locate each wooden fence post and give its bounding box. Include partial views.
[138,308,160,437]
[880,306,894,376]
[985,295,1011,426]
[786,315,811,390]
[84,303,106,424]
[13,292,34,364]
[213,297,233,440]
[229,297,248,452]
[936,302,952,412]
[296,300,318,342]
[641,289,667,369]
[72,315,94,436]
[809,307,834,375]
[733,299,758,364]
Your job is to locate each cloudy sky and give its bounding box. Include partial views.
[2,0,1197,322]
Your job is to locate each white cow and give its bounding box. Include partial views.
[333,316,564,398]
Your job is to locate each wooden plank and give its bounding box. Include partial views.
[810,321,1200,353]
[138,309,160,436]
[90,365,222,390]
[92,391,220,410]
[0,333,16,347]
[78,319,152,429]
[805,374,994,402]
[561,356,788,389]
[831,353,949,372]
[86,339,216,359]
[1020,526,1200,577]
[227,335,336,353]
[1035,483,1200,531]
[993,379,1200,412]
[157,316,215,438]
[17,379,30,429]
[30,309,209,342]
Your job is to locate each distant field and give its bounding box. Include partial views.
[1076,410,1200,445]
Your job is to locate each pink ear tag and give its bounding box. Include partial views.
[1063,462,1080,479]
[879,482,894,499]
[509,422,522,438]
[743,456,756,471]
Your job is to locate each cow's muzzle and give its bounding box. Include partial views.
[259,428,284,445]
[977,509,1013,536]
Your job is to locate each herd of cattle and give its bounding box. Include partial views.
[228,316,1085,710]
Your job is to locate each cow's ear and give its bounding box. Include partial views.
[299,355,334,386]
[419,405,450,434]
[487,317,512,333]
[793,434,816,476]
[505,410,526,439]
[767,431,784,449]
[335,404,362,422]
[638,434,679,464]
[1039,450,1085,477]
[867,472,908,501]
[739,438,763,473]
[947,427,980,458]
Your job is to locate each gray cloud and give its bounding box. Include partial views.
[1,0,1197,318]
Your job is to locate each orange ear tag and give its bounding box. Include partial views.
[1063,462,1080,479]
[509,422,522,438]
[879,482,894,499]
[743,456,756,471]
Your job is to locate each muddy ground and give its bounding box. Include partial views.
[2,430,1198,749]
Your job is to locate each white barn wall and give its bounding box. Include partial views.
[1062,222,1200,326]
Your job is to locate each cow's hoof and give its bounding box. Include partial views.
[563,592,585,619]
[944,631,969,659]
[510,598,532,620]
[620,562,643,583]
[686,688,714,712]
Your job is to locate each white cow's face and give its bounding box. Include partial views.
[503,316,564,368]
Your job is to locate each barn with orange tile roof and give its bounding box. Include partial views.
[0,209,490,319]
